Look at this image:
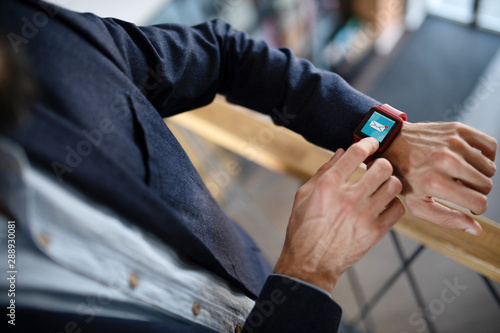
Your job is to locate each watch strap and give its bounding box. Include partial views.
[379,104,407,121]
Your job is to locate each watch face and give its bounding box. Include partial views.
[355,108,400,145]
[361,111,396,142]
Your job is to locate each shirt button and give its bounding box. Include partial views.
[192,302,201,316]
[37,232,50,247]
[129,273,140,289]
[234,323,242,333]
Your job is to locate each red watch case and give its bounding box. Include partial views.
[353,104,407,156]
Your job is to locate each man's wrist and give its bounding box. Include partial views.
[273,259,339,293]
[380,120,412,177]
[271,274,333,298]
[353,104,407,157]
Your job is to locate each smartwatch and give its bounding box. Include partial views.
[353,104,407,157]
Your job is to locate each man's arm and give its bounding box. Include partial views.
[382,118,497,235]
[103,18,497,233]
[244,138,404,332]
[102,18,378,150]
[86,13,495,330]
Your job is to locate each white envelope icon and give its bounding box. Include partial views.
[369,120,385,132]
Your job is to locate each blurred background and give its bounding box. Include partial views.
[47,1,500,332]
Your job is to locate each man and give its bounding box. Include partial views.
[0,0,496,332]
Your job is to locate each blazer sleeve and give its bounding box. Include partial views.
[242,275,342,332]
[100,18,379,151]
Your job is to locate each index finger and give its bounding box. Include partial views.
[459,124,498,161]
[332,137,379,179]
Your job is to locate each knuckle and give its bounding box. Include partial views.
[487,136,498,152]
[389,176,403,194]
[328,169,343,181]
[357,210,372,225]
[397,202,406,217]
[352,179,369,195]
[342,190,358,209]
[451,121,465,132]
[422,174,447,194]
[315,179,334,197]
[318,170,343,188]
[492,137,498,150]
[350,143,366,157]
[371,227,385,241]
[374,221,389,234]
[317,161,331,173]
[295,185,308,201]
[482,160,497,179]
[431,150,448,163]
[371,222,390,239]
[375,158,393,176]
[473,195,488,214]
[485,178,494,194]
[446,135,466,151]
[434,150,461,170]
[294,188,308,204]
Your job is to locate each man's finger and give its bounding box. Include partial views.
[332,137,379,180]
[404,195,482,235]
[370,176,403,211]
[445,156,494,195]
[459,124,498,162]
[308,149,345,186]
[317,149,345,174]
[460,144,497,178]
[356,159,395,196]
[374,198,405,234]
[425,174,489,215]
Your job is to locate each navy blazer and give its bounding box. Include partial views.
[1,0,378,331]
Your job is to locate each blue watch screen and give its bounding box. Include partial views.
[360,111,396,143]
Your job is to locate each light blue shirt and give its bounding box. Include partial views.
[0,138,331,332]
[0,139,255,332]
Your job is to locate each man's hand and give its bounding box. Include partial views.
[274,138,405,293]
[382,121,497,236]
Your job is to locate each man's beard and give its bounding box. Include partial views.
[0,32,36,133]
